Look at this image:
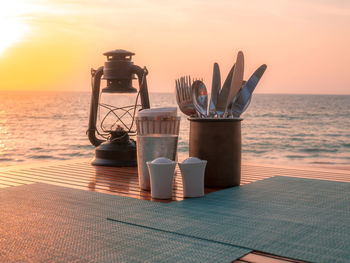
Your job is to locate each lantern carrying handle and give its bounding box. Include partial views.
[87,66,105,146]
[131,65,150,109]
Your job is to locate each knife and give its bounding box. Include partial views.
[231,64,267,117]
[224,51,244,117]
[209,63,221,117]
[215,63,235,116]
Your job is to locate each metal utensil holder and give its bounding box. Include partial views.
[189,117,242,188]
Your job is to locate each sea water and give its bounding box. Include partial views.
[0,91,349,169]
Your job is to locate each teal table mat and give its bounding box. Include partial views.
[107,176,350,263]
[3,176,350,262]
[0,183,249,262]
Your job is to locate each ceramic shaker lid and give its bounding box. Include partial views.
[183,157,202,163]
[151,157,173,164]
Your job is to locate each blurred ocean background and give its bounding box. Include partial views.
[1,91,349,169]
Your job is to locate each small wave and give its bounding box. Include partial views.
[73,145,94,149]
[59,152,89,157]
[286,155,305,159]
[30,147,43,151]
[258,113,299,120]
[290,137,303,141]
[244,149,268,154]
[28,116,51,120]
[342,143,350,148]
[300,148,338,153]
[30,155,64,160]
[293,133,315,137]
[324,134,341,137]
[310,161,338,165]
[29,148,52,153]
[0,158,13,162]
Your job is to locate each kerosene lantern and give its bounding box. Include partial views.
[87,49,150,166]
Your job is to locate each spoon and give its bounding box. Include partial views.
[209,63,221,117]
[191,80,208,117]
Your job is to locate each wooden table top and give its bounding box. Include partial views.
[1,159,350,262]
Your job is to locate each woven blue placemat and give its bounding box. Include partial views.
[0,183,250,262]
[3,176,350,262]
[108,176,350,263]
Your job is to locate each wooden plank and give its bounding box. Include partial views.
[2,161,349,201]
[0,182,19,187]
[238,253,292,263]
[0,175,35,185]
[243,251,306,263]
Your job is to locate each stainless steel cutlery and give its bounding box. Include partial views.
[175,51,266,118]
[191,80,208,117]
[225,51,244,117]
[208,63,221,117]
[175,76,197,116]
[230,64,267,117]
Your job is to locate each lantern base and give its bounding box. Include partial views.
[91,139,137,167]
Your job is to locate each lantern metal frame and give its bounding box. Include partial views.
[87,49,150,166]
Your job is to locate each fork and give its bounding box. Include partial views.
[175,76,197,116]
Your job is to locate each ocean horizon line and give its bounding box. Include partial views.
[1,90,350,96]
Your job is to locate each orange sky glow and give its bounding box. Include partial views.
[0,0,349,94]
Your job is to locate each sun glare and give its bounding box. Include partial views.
[0,2,30,55]
[0,18,27,55]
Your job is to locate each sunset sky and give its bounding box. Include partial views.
[0,0,349,94]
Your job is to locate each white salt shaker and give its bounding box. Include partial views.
[178,157,207,198]
[147,157,176,199]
